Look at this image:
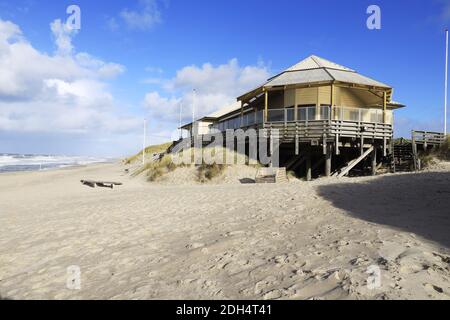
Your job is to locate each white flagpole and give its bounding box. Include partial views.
[445,28,448,136]
[192,89,196,137]
[179,103,183,139]
[192,89,196,124]
[142,118,147,166]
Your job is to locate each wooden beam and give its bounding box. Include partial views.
[337,146,374,178]
[306,151,312,181]
[383,91,387,123]
[325,144,332,177]
[371,146,377,176]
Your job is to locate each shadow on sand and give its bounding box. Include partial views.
[316,172,450,249]
[239,178,256,184]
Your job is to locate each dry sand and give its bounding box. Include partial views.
[0,162,449,300]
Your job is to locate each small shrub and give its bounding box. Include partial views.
[435,136,450,160]
[419,136,450,168]
[197,163,226,182]
[147,167,165,182]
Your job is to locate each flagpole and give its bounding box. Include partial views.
[445,28,448,136]
[143,118,147,166]
[192,89,196,124]
[192,89,196,137]
[179,103,183,139]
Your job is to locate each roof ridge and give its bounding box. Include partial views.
[309,55,323,68]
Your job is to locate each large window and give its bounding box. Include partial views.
[297,105,316,121]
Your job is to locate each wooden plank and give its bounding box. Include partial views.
[337,146,374,178]
[306,152,312,181]
[371,146,377,176]
[325,144,332,177]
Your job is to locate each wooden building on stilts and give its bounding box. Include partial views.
[181,55,406,179]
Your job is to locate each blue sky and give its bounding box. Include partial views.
[0,0,449,156]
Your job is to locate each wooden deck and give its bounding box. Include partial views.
[264,120,392,142]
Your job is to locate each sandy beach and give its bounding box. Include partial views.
[0,162,449,300]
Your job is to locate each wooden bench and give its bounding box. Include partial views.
[81,180,123,189]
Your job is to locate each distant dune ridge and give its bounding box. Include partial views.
[0,144,449,299]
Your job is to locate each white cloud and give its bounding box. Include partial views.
[120,0,162,31]
[144,59,270,123]
[50,19,77,55]
[0,18,139,144]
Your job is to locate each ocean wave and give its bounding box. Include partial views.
[0,154,112,173]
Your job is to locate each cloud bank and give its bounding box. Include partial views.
[143,59,270,124]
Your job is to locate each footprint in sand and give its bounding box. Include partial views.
[254,276,279,295]
[185,242,205,250]
[423,283,445,297]
[263,289,282,300]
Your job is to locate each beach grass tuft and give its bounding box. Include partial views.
[197,163,226,182]
[131,146,261,182]
[419,135,450,167]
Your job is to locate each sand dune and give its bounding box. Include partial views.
[0,163,449,300]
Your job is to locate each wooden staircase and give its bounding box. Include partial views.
[391,143,416,173]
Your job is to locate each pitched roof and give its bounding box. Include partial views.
[285,55,355,72]
[264,55,390,89]
[205,101,241,119]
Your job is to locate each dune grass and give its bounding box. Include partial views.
[197,163,226,182]
[124,142,173,165]
[134,146,260,183]
[419,135,450,167]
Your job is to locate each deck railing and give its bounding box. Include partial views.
[412,130,447,146]
[267,106,392,125]
[211,106,393,133]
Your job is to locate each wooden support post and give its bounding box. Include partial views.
[325,144,332,177]
[383,138,387,157]
[360,135,364,156]
[295,134,299,155]
[383,91,387,123]
[269,129,272,157]
[306,151,312,181]
[264,89,269,123]
[371,146,377,176]
[335,134,340,155]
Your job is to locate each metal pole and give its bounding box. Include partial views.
[142,118,147,166]
[192,89,196,124]
[445,28,448,136]
[179,103,183,139]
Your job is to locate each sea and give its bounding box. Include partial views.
[0,153,112,173]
